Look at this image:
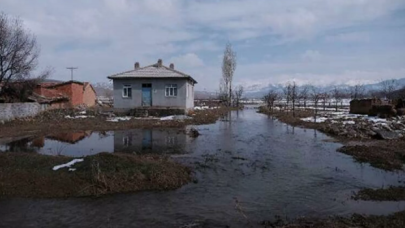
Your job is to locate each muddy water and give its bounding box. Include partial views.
[1,108,405,228]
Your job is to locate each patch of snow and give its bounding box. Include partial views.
[69,168,76,172]
[106,116,132,122]
[78,111,86,115]
[194,106,219,110]
[65,115,94,119]
[160,115,192,121]
[301,117,328,123]
[342,120,355,125]
[53,159,84,171]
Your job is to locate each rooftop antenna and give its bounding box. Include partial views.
[66,67,78,80]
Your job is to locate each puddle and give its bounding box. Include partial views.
[0,129,189,157]
[0,107,405,227]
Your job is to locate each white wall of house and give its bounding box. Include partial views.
[112,78,194,110]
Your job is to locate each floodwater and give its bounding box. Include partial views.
[0,129,189,156]
[1,107,405,228]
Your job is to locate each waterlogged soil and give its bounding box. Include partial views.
[0,152,191,198]
[1,108,405,227]
[353,186,405,201]
[258,107,405,171]
[0,108,228,138]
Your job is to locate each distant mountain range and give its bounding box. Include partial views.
[242,78,405,98]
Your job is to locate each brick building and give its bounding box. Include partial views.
[34,80,97,108]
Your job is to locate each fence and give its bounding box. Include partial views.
[0,102,49,122]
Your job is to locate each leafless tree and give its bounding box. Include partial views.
[331,86,344,111]
[218,78,228,104]
[299,85,310,108]
[222,42,237,106]
[283,82,292,111]
[310,86,322,122]
[349,84,365,100]
[290,82,298,117]
[380,79,398,99]
[233,85,244,107]
[263,89,279,111]
[0,13,50,101]
[321,92,329,111]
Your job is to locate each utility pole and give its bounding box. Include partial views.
[66,67,78,81]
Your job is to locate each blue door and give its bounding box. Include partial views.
[142,84,152,106]
[142,129,152,150]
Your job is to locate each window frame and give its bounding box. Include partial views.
[122,85,132,98]
[165,84,178,97]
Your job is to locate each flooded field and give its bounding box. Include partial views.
[0,129,189,156]
[1,107,404,228]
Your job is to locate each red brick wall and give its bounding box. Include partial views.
[70,83,84,106]
[53,83,83,106]
[83,85,96,107]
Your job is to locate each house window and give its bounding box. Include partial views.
[122,85,132,98]
[165,84,177,97]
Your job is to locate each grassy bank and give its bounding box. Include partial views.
[258,106,405,171]
[353,186,405,201]
[338,143,405,171]
[0,152,191,198]
[261,210,405,228]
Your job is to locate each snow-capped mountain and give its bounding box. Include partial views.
[243,78,405,98]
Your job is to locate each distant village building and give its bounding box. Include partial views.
[349,98,383,115]
[107,59,197,113]
[33,80,97,108]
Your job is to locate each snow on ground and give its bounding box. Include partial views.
[160,115,192,121]
[106,116,132,122]
[65,115,94,119]
[300,110,403,129]
[301,117,328,123]
[53,159,84,171]
[194,106,219,110]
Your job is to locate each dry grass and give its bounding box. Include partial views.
[0,152,191,198]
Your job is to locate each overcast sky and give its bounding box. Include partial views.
[2,0,405,91]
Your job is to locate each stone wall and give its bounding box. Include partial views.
[0,102,49,122]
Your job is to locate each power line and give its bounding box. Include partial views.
[66,67,78,80]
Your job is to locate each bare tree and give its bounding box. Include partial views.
[233,85,244,107]
[349,84,365,100]
[299,85,310,108]
[290,82,298,117]
[218,78,228,104]
[331,86,343,111]
[380,79,398,99]
[0,13,50,101]
[222,42,237,106]
[310,86,322,122]
[321,92,329,111]
[283,82,292,111]
[263,89,279,111]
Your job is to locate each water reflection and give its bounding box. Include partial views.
[0,129,188,156]
[114,129,187,154]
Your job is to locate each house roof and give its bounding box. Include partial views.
[107,62,197,83]
[83,82,97,95]
[44,80,84,88]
